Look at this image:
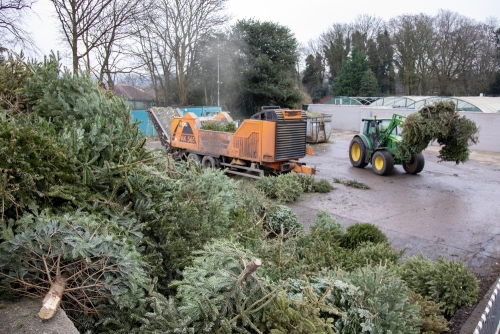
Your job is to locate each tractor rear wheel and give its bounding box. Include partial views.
[201,155,219,169]
[372,150,394,176]
[403,153,425,174]
[349,137,368,168]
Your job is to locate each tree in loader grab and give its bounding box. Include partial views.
[349,114,425,175]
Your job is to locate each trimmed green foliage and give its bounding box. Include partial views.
[333,177,370,189]
[131,292,194,333]
[257,232,305,282]
[264,290,338,334]
[297,213,401,275]
[256,174,330,201]
[296,240,344,276]
[258,213,341,282]
[341,223,388,249]
[310,210,345,237]
[399,254,479,317]
[341,242,405,272]
[397,101,479,163]
[172,240,276,333]
[265,204,303,235]
[408,291,448,334]
[0,54,148,223]
[287,272,374,333]
[255,175,278,198]
[0,53,33,115]
[297,173,315,193]
[345,264,421,333]
[274,172,302,203]
[200,121,237,132]
[314,179,333,193]
[292,213,344,274]
[0,119,78,218]
[148,167,265,291]
[0,210,148,330]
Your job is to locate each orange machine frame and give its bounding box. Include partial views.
[170,110,314,175]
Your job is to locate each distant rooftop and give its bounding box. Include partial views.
[114,84,155,102]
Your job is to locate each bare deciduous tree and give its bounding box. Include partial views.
[389,13,436,95]
[160,0,229,105]
[353,14,384,42]
[433,10,481,95]
[467,18,500,94]
[51,0,113,73]
[88,0,146,89]
[0,0,36,49]
[128,4,175,106]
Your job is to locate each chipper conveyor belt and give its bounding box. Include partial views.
[146,107,182,150]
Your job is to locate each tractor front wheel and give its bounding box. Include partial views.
[403,153,425,174]
[372,150,394,176]
[349,137,368,168]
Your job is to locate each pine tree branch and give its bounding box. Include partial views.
[229,278,290,325]
[0,272,42,290]
[42,255,54,285]
[109,155,163,169]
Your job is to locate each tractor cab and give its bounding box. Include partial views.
[362,114,405,150]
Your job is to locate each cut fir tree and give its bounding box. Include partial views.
[397,101,479,164]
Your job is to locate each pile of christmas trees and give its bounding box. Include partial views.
[0,53,479,333]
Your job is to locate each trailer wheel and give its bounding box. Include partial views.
[201,155,219,169]
[187,153,201,162]
[349,136,368,168]
[403,153,425,174]
[372,150,394,176]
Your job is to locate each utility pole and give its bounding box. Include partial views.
[217,54,220,107]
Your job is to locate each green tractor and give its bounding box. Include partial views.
[349,113,425,176]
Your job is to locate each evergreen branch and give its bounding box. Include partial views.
[19,256,49,276]
[228,278,289,325]
[7,287,45,299]
[0,272,48,292]
[64,290,100,316]
[42,255,53,285]
[108,155,163,169]
[317,272,341,304]
[64,282,107,293]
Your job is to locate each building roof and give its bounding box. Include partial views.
[369,96,500,113]
[114,84,155,101]
[451,97,500,113]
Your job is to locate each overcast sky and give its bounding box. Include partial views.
[28,0,500,58]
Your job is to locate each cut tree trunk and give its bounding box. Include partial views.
[238,258,262,283]
[38,275,67,320]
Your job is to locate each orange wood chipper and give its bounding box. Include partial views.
[147,106,315,178]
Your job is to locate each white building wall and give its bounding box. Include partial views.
[308,104,500,153]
